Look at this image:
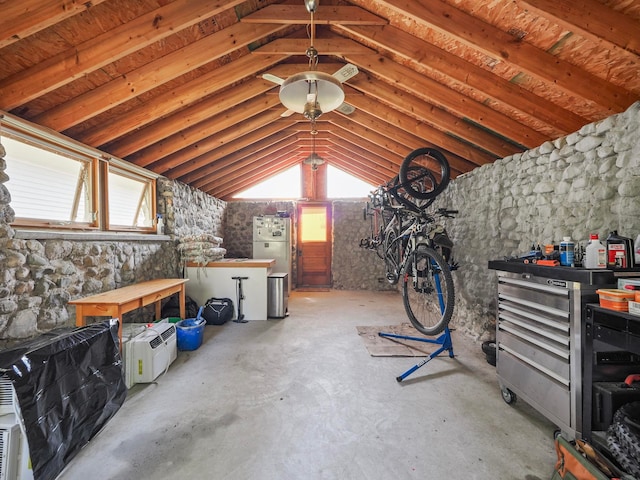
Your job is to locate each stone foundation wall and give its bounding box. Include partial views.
[0,176,225,347]
[431,101,640,340]
[332,200,395,291]
[158,178,225,239]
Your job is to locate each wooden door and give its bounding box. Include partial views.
[296,202,332,287]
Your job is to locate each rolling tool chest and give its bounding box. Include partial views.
[488,261,616,439]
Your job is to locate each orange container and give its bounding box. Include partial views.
[596,289,635,312]
[636,291,640,303]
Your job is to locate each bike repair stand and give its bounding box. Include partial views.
[232,276,248,323]
[378,327,454,382]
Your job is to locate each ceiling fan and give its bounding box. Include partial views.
[262,0,358,132]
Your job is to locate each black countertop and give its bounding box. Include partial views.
[486,260,634,285]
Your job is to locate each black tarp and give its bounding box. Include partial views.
[0,320,127,480]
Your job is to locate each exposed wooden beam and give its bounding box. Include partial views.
[142,110,286,172]
[328,116,413,159]
[329,125,404,169]
[183,132,299,186]
[170,123,296,181]
[0,0,109,49]
[336,24,587,135]
[32,23,288,130]
[341,99,495,168]
[106,76,281,158]
[240,5,387,25]
[78,53,289,147]
[372,0,638,112]
[326,143,397,179]
[253,37,372,55]
[326,152,390,186]
[0,0,245,110]
[126,95,282,168]
[349,63,536,157]
[520,0,640,54]
[195,140,302,193]
[213,155,301,199]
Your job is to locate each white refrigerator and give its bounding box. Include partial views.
[253,215,291,293]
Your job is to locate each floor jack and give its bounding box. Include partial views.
[232,276,248,323]
[378,327,454,382]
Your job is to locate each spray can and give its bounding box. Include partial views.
[606,231,635,269]
[559,237,575,267]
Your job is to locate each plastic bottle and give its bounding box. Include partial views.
[635,234,640,265]
[584,234,606,269]
[156,214,164,235]
[606,230,634,269]
[559,237,575,266]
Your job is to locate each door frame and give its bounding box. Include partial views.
[296,201,332,288]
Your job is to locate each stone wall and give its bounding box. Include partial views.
[225,200,396,291]
[0,175,225,347]
[430,101,640,340]
[157,177,225,239]
[332,200,396,291]
[3,102,636,346]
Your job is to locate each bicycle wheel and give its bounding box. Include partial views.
[400,148,450,200]
[388,172,433,212]
[383,228,401,284]
[402,246,454,336]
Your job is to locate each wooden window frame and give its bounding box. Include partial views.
[1,111,158,234]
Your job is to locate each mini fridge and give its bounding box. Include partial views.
[253,215,292,293]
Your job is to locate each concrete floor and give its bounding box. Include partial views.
[59,290,556,480]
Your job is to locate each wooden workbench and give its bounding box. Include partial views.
[69,278,189,341]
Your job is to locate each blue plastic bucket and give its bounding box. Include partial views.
[176,317,205,351]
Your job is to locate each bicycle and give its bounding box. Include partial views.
[361,169,457,336]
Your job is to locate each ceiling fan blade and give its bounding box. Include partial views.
[262,73,285,85]
[335,102,356,115]
[332,63,359,83]
[280,109,295,118]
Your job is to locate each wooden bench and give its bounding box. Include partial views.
[69,278,189,342]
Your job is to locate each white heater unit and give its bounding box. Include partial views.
[0,377,15,417]
[121,324,148,389]
[131,323,177,384]
[0,417,19,480]
[0,413,32,480]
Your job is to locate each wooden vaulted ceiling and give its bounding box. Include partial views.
[0,0,638,200]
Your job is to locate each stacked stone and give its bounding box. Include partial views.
[331,200,396,291]
[177,234,226,266]
[430,101,640,340]
[159,178,226,239]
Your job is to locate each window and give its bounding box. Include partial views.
[4,134,97,228]
[234,165,301,199]
[1,112,158,232]
[107,166,154,229]
[300,206,327,242]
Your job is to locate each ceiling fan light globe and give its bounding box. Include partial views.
[279,71,345,114]
[304,0,319,13]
